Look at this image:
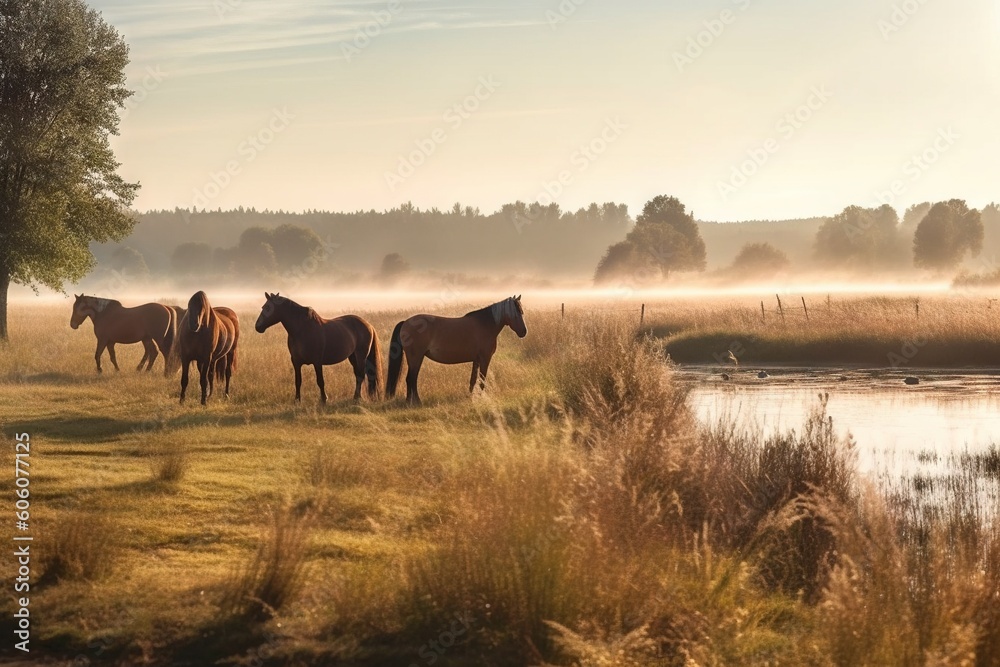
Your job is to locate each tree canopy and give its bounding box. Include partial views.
[813,205,901,270]
[594,195,706,284]
[0,0,138,338]
[728,242,790,279]
[913,199,983,271]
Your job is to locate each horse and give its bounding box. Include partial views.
[69,295,176,375]
[386,295,526,405]
[254,293,383,403]
[178,291,239,405]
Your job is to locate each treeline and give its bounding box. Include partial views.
[592,197,1000,286]
[90,202,631,287]
[88,197,1000,290]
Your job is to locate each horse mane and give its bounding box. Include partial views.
[188,291,212,326]
[272,295,319,324]
[83,296,122,312]
[467,298,521,325]
[464,304,496,325]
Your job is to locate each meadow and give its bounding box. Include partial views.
[0,297,998,666]
[648,294,1000,367]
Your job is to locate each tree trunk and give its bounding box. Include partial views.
[0,269,9,341]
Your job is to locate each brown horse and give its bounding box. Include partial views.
[254,293,383,403]
[70,295,176,375]
[386,295,526,405]
[178,291,239,405]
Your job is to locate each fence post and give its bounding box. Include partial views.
[761,300,766,323]
[640,303,645,326]
[915,299,919,320]
[776,295,785,323]
[802,296,809,322]
[561,303,565,319]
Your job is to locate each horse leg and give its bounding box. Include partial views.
[198,360,209,405]
[294,363,303,401]
[350,355,364,401]
[314,364,328,404]
[107,343,120,372]
[477,355,493,392]
[136,343,149,372]
[207,360,216,398]
[180,361,190,404]
[94,340,107,374]
[405,354,424,406]
[469,362,480,393]
[224,353,233,398]
[145,340,159,372]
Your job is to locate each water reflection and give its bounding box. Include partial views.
[680,367,1000,478]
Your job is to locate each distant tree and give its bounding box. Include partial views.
[729,242,790,278]
[980,202,1000,260]
[594,195,706,284]
[234,228,278,278]
[109,246,149,280]
[0,0,138,339]
[379,253,411,284]
[269,225,324,272]
[594,241,646,283]
[814,205,901,269]
[902,202,932,233]
[171,243,214,276]
[913,200,983,271]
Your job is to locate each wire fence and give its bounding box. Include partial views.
[543,294,930,326]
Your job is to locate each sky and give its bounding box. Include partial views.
[92,0,1000,222]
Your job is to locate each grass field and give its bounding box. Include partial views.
[647,294,1000,367]
[1,298,999,666]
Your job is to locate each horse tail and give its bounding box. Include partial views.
[366,324,384,400]
[386,320,405,398]
[162,309,177,375]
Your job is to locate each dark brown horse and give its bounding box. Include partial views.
[178,291,239,405]
[70,295,176,374]
[254,293,383,402]
[386,295,526,405]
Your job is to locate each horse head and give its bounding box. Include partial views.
[187,291,211,332]
[70,294,89,330]
[255,292,284,333]
[507,295,527,338]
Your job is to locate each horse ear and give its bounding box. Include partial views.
[264,292,271,299]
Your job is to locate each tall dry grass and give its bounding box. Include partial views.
[223,502,315,621]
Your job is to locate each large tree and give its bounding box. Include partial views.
[913,199,983,271]
[594,195,706,284]
[0,0,138,339]
[814,204,901,270]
